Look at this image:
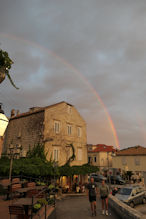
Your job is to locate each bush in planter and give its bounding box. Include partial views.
[47,195,55,205]
[33,199,48,213]
[33,203,41,213]
[48,184,55,191]
[36,181,46,186]
[0,49,19,89]
[38,198,48,206]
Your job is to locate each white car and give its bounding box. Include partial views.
[115,185,146,208]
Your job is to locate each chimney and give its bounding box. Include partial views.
[16,110,20,116]
[11,109,15,117]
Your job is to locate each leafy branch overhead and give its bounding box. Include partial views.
[0,49,19,89]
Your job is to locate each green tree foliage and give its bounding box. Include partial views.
[0,143,55,177]
[26,143,47,161]
[0,49,19,89]
[0,143,98,178]
[0,156,10,176]
[59,163,99,176]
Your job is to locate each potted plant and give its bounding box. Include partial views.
[0,49,19,89]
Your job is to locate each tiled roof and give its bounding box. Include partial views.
[88,144,116,153]
[116,145,146,156]
[10,101,72,120]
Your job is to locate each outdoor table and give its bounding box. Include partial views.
[1,180,27,191]
[12,197,39,215]
[16,185,47,197]
[5,181,26,199]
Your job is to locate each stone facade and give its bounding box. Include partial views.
[109,194,144,219]
[87,144,116,170]
[44,102,87,166]
[112,146,146,172]
[3,102,87,166]
[3,109,44,157]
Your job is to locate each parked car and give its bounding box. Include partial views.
[90,174,107,182]
[115,185,146,208]
[109,175,126,185]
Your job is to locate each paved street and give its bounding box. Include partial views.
[56,195,119,219]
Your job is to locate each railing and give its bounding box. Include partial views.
[30,187,55,219]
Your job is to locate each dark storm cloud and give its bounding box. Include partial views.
[1,0,146,147]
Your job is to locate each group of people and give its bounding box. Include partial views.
[87,177,109,217]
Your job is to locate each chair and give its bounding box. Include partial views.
[9,205,25,219]
[26,182,36,188]
[12,178,20,184]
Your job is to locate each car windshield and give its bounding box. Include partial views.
[119,188,132,195]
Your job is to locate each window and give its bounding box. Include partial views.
[54,149,59,161]
[119,188,132,195]
[67,124,72,135]
[135,157,140,166]
[77,148,82,161]
[54,121,60,133]
[88,157,91,163]
[67,105,72,114]
[122,157,127,165]
[77,127,81,137]
[94,156,96,163]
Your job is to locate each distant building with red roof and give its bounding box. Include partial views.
[87,144,116,171]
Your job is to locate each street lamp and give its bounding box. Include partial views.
[8,143,22,181]
[0,104,9,136]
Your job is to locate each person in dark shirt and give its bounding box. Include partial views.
[87,177,98,216]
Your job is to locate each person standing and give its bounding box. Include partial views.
[100,179,109,216]
[87,177,98,216]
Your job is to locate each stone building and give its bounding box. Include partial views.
[87,144,116,171]
[3,101,87,166]
[112,145,146,172]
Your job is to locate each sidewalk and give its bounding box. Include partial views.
[56,194,119,219]
[0,196,17,219]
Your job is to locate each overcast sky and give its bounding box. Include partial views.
[1,0,146,149]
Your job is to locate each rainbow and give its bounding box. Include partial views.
[0,32,120,149]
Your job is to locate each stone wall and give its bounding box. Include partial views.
[3,110,44,156]
[44,102,87,166]
[109,194,145,219]
[112,155,146,172]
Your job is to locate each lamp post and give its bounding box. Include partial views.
[8,143,22,182]
[0,104,9,137]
